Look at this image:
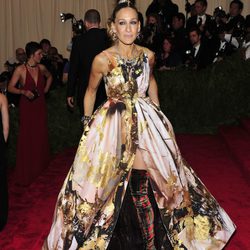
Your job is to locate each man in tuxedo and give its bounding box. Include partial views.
[186,0,212,38]
[146,0,179,32]
[213,27,237,63]
[186,27,213,70]
[67,9,109,116]
[224,0,245,37]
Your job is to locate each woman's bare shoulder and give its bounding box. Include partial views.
[100,47,117,60]
[137,45,154,60]
[95,51,110,66]
[92,50,113,74]
[38,63,46,70]
[93,47,118,73]
[15,64,26,73]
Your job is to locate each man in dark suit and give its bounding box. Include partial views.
[171,12,189,61]
[186,0,212,38]
[146,0,179,32]
[224,0,245,37]
[213,27,237,63]
[67,9,109,116]
[186,27,213,70]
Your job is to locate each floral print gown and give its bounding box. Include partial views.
[44,49,235,250]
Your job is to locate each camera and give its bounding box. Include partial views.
[213,6,227,19]
[184,49,197,70]
[207,6,228,36]
[232,22,245,38]
[60,13,85,35]
[72,20,84,35]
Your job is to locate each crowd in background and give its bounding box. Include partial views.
[139,0,250,71]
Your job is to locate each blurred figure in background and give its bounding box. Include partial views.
[46,46,65,88]
[146,0,178,32]
[3,48,26,107]
[171,12,189,60]
[140,13,163,54]
[224,0,245,37]
[156,36,182,70]
[40,39,51,63]
[15,48,26,64]
[7,48,27,107]
[0,92,9,231]
[185,27,213,70]
[213,26,238,63]
[186,0,213,40]
[241,15,250,60]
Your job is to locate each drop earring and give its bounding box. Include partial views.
[111,30,118,41]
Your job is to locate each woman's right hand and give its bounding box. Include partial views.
[22,90,35,100]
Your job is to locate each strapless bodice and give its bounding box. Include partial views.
[103,52,150,101]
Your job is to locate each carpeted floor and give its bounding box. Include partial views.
[1,119,250,249]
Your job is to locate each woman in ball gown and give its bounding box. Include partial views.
[8,42,52,186]
[0,92,9,231]
[43,1,235,249]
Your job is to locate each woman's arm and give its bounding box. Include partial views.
[147,50,160,107]
[0,94,9,142]
[40,64,52,93]
[8,66,34,99]
[8,66,23,95]
[83,53,107,117]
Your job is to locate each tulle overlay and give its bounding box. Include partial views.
[44,50,235,249]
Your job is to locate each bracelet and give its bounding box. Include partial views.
[81,115,91,124]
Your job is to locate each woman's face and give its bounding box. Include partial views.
[163,39,172,53]
[31,49,43,63]
[112,7,140,45]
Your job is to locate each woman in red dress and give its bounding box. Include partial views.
[8,41,52,186]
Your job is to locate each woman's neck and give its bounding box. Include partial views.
[27,59,37,68]
[115,43,137,60]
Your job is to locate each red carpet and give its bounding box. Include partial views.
[1,119,250,249]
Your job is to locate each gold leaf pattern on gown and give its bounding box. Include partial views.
[44,50,235,250]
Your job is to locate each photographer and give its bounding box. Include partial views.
[140,13,163,54]
[40,39,52,70]
[224,0,245,38]
[185,27,213,70]
[46,47,65,88]
[186,0,213,39]
[208,6,227,36]
[67,9,108,116]
[171,12,189,60]
[213,26,238,63]
[146,0,179,32]
[241,15,250,60]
